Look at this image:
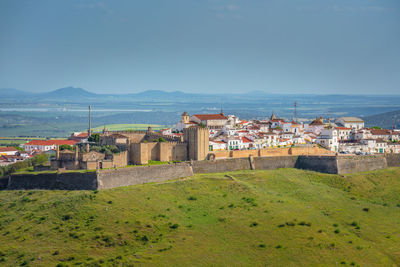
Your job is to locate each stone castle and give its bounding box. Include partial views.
[52,126,209,170]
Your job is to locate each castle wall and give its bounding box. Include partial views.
[386,154,400,167]
[254,156,299,170]
[6,172,98,190]
[112,151,129,167]
[130,142,188,164]
[211,146,334,159]
[295,156,339,174]
[191,158,251,173]
[97,163,193,189]
[336,155,387,174]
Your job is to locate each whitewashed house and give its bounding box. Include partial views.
[335,117,364,130]
[316,128,339,152]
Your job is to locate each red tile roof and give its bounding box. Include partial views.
[0,147,18,152]
[241,137,253,143]
[193,114,227,120]
[371,129,391,135]
[76,132,88,138]
[25,140,78,146]
[335,127,351,130]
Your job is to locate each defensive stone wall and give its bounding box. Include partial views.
[97,163,193,189]
[336,155,387,174]
[6,172,98,190]
[191,158,251,173]
[254,156,298,170]
[386,154,400,167]
[295,156,339,174]
[2,154,400,190]
[211,146,334,159]
[0,177,8,190]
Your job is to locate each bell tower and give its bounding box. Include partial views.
[182,111,190,124]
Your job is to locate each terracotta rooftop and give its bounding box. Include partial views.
[25,140,78,146]
[0,147,18,152]
[241,136,253,143]
[371,129,391,135]
[193,114,228,120]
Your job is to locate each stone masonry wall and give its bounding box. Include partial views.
[191,158,251,173]
[6,172,98,190]
[386,154,400,167]
[295,156,339,174]
[254,156,298,170]
[97,163,193,189]
[336,155,387,174]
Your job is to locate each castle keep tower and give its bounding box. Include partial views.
[183,127,209,161]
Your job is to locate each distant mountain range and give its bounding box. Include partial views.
[0,87,204,101]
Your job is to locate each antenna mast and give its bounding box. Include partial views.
[88,105,92,137]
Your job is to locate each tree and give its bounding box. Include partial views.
[88,133,100,143]
[59,144,74,151]
[31,154,49,167]
[371,126,382,129]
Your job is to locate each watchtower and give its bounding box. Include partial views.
[183,127,209,161]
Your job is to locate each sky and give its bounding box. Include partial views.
[0,0,399,94]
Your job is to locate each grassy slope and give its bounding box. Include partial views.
[0,168,400,266]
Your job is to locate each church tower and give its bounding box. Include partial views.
[182,111,190,124]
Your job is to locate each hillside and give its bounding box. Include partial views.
[0,168,400,266]
[364,109,400,129]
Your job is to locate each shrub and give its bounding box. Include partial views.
[218,218,226,223]
[275,245,282,249]
[287,221,298,226]
[334,229,340,234]
[169,224,179,229]
[362,207,369,212]
[188,196,197,201]
[62,214,72,221]
[350,221,358,227]
[258,244,266,248]
[250,222,258,227]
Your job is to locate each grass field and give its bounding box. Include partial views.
[1,168,400,266]
[91,124,169,132]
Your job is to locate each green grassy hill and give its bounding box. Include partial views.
[1,168,400,266]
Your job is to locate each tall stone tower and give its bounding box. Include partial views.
[183,127,209,161]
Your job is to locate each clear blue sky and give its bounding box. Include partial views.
[0,0,399,94]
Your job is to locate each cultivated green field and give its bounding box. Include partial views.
[92,124,169,132]
[1,168,400,266]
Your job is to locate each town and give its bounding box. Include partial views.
[1,110,399,172]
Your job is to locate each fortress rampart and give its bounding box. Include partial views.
[1,154,400,190]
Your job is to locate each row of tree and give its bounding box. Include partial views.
[0,154,49,177]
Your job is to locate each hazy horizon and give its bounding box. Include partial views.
[1,0,399,95]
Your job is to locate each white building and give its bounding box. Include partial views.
[335,117,364,130]
[316,128,339,152]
